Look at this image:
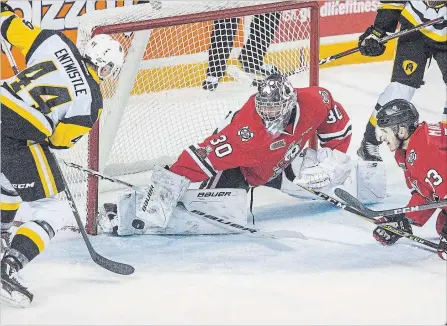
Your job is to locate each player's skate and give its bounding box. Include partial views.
[357,138,383,162]
[202,75,219,91]
[1,256,33,308]
[1,231,11,259]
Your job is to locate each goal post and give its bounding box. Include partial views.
[58,0,320,234]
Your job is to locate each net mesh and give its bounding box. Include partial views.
[55,0,319,233]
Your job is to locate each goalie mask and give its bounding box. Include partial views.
[83,34,124,80]
[376,99,419,151]
[255,74,297,136]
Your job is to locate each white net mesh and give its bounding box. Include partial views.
[56,0,319,233]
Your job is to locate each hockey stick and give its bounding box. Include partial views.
[53,155,135,275]
[65,161,306,240]
[0,39,19,75]
[1,38,135,275]
[293,184,438,251]
[285,16,446,77]
[334,188,447,218]
[229,16,446,83]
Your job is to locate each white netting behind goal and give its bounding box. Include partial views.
[55,0,320,233]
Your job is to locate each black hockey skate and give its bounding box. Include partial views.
[1,231,11,259]
[1,256,33,308]
[357,138,383,162]
[202,75,219,91]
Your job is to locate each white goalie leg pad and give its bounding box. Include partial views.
[139,165,190,229]
[180,188,248,234]
[113,188,247,235]
[338,160,387,204]
[115,191,150,236]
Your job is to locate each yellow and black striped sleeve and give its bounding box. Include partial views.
[0,6,43,60]
[374,1,407,33]
[48,73,103,150]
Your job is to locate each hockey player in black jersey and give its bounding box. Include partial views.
[357,0,446,161]
[202,13,281,91]
[0,2,124,307]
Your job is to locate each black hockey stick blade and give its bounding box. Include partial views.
[334,188,371,216]
[91,251,135,275]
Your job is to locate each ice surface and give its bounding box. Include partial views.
[1,61,446,325]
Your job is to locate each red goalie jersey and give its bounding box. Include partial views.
[170,86,352,186]
[394,122,447,234]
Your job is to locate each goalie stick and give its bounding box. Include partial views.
[65,162,306,240]
[293,184,439,251]
[334,188,447,219]
[0,38,135,275]
[228,16,446,84]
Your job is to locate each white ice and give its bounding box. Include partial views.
[1,60,446,325]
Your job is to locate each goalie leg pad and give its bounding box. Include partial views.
[110,188,248,235]
[139,166,190,228]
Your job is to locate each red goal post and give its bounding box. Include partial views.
[57,0,320,234]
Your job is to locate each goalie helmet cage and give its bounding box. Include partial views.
[58,0,320,234]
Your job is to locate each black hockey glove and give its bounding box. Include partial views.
[373,213,412,246]
[437,222,447,260]
[358,26,386,57]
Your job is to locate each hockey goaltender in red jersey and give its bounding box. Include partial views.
[169,74,351,186]
[101,73,356,236]
[371,99,447,260]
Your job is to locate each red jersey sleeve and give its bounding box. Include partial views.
[403,123,447,225]
[316,94,352,153]
[170,99,263,182]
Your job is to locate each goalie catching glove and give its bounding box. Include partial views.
[292,148,352,190]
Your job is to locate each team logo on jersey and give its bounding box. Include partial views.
[272,140,302,178]
[407,149,417,166]
[318,90,330,104]
[270,139,286,151]
[237,126,254,142]
[403,60,418,75]
[196,146,212,159]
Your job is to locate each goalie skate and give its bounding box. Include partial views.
[1,257,33,308]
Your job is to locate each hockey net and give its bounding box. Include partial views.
[56,0,320,234]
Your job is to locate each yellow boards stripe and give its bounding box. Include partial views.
[16,227,45,253]
[1,94,52,137]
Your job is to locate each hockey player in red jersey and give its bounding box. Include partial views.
[130,73,353,230]
[371,99,447,259]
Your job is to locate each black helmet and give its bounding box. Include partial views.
[255,73,297,135]
[376,99,419,135]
